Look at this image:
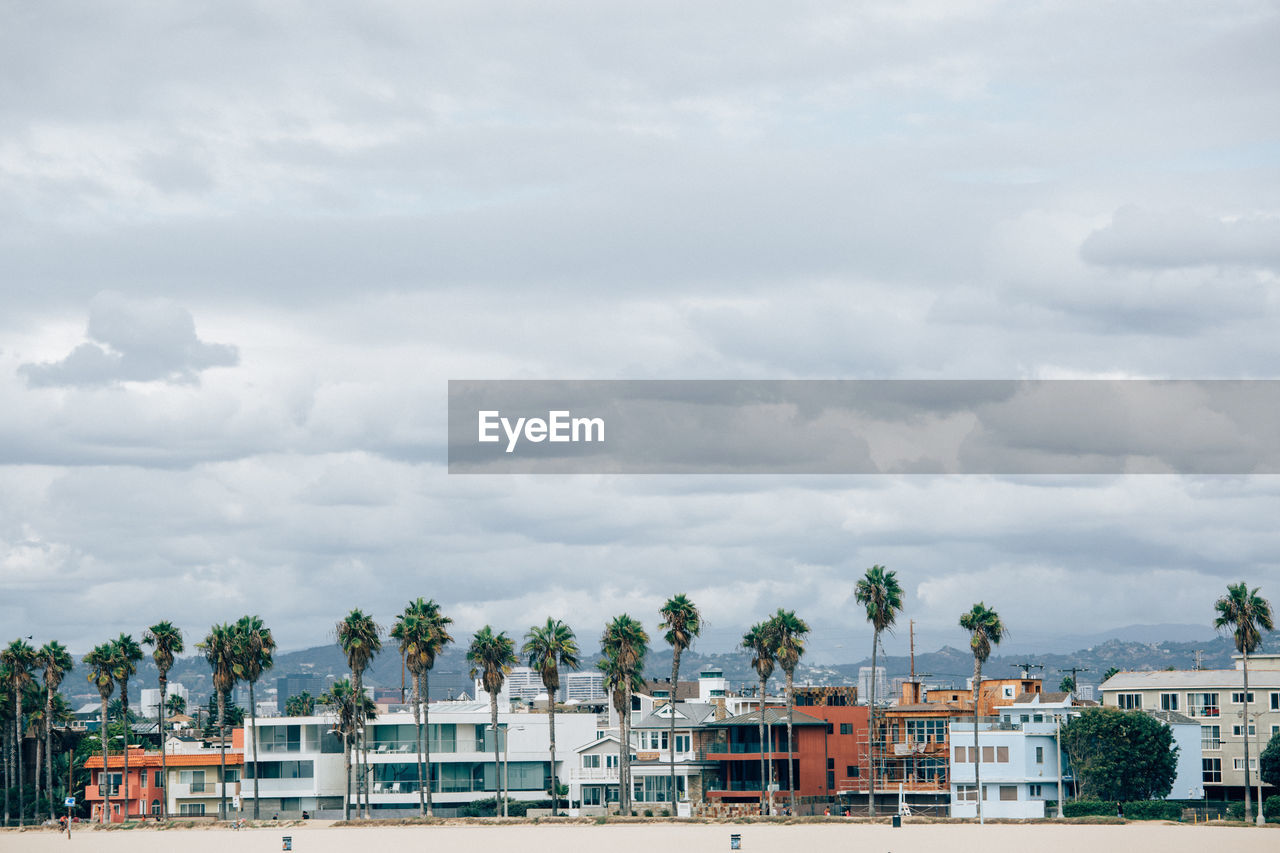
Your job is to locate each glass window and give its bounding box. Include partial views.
[839,723,853,735]
[1202,758,1221,783]
[1116,693,1142,710]
[1201,726,1221,750]
[1035,747,1044,764]
[1159,693,1179,711]
[1187,693,1220,717]
[996,746,1009,763]
[583,754,601,769]
[1230,692,1254,704]
[999,785,1017,801]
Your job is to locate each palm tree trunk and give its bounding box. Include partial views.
[490,693,501,815]
[16,688,25,826]
[4,722,11,827]
[758,676,767,815]
[423,671,432,817]
[868,632,877,817]
[120,683,129,822]
[413,671,424,816]
[217,689,227,821]
[621,686,631,815]
[249,680,260,820]
[101,696,110,823]
[159,678,168,820]
[785,668,796,814]
[549,692,558,817]
[343,729,352,821]
[972,657,982,824]
[669,647,681,810]
[1242,652,1252,823]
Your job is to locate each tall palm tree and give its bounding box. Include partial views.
[960,602,1006,825]
[198,623,238,821]
[600,614,649,815]
[83,643,117,823]
[770,609,809,815]
[1,664,12,828]
[1214,582,1274,825]
[742,621,778,815]
[659,594,701,809]
[324,678,359,821]
[392,599,454,816]
[523,618,580,817]
[109,634,142,822]
[142,622,182,820]
[854,565,904,817]
[467,626,516,815]
[337,609,381,819]
[37,641,73,821]
[233,615,275,820]
[1,641,37,826]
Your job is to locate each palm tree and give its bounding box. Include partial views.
[198,623,238,821]
[1214,582,1274,825]
[109,634,142,822]
[770,609,809,815]
[659,594,701,809]
[1,665,12,828]
[391,598,453,816]
[467,626,516,815]
[232,615,275,820]
[959,602,1007,825]
[284,692,314,717]
[83,643,117,823]
[324,678,359,821]
[854,565,904,817]
[600,614,649,815]
[166,694,187,716]
[142,621,182,820]
[1,640,37,826]
[523,618,579,817]
[37,641,73,821]
[742,621,778,815]
[337,609,381,818]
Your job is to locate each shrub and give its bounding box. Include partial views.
[1227,802,1245,820]
[1063,799,1180,820]
[644,809,654,817]
[1265,796,1280,819]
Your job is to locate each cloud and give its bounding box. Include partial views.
[19,292,238,387]
[1081,206,1280,271]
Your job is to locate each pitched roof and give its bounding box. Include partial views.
[1102,668,1280,690]
[706,707,827,728]
[633,702,717,729]
[81,749,244,770]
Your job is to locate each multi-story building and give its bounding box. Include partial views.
[564,671,606,703]
[139,683,189,721]
[243,703,597,817]
[1101,654,1280,802]
[82,734,243,821]
[276,673,331,714]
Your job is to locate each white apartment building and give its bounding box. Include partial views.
[564,671,605,702]
[139,683,189,721]
[243,703,597,817]
[1101,654,1280,802]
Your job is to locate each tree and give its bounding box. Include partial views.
[83,643,117,823]
[960,602,1007,824]
[232,615,275,820]
[770,608,809,815]
[467,627,516,815]
[1059,676,1075,694]
[143,621,183,821]
[854,564,903,817]
[37,641,73,821]
[1101,667,1120,682]
[659,594,701,809]
[1214,582,1273,825]
[2,641,37,826]
[1061,707,1178,800]
[337,609,381,819]
[1261,729,1280,789]
[325,679,359,820]
[198,623,238,821]
[284,692,314,717]
[523,618,579,817]
[391,598,453,816]
[742,621,778,815]
[166,694,187,716]
[109,634,142,822]
[600,614,648,815]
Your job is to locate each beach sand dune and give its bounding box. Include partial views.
[4,822,1275,853]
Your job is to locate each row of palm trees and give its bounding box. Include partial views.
[2,639,73,826]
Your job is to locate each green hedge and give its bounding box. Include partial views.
[1062,799,1181,820]
[1266,796,1280,819]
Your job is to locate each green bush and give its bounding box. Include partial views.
[1265,796,1280,819]
[1062,799,1180,820]
[643,809,653,817]
[1227,802,1245,820]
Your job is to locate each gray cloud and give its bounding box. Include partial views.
[19,292,238,387]
[1081,206,1280,271]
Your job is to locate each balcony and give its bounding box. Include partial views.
[569,767,621,783]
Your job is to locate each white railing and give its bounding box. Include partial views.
[569,767,620,782]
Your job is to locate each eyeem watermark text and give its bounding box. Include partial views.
[478,410,605,453]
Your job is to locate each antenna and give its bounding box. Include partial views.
[1193,650,1203,671]
[910,620,916,681]
[1011,661,1044,680]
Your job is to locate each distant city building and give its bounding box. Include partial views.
[1074,684,1095,701]
[858,667,888,705]
[277,673,331,714]
[140,683,189,720]
[565,671,606,702]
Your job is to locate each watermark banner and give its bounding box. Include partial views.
[447,380,1280,474]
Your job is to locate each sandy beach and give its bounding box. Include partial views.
[4,821,1277,853]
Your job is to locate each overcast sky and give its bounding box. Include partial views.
[3,1,1279,662]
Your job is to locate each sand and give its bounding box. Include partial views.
[3,821,1276,853]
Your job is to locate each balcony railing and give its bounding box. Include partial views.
[702,740,794,756]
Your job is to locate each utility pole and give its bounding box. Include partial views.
[1010,661,1044,681]
[1193,650,1203,671]
[1057,666,1090,698]
[909,620,916,681]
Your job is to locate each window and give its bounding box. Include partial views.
[1232,758,1258,771]
[954,746,966,763]
[996,746,1009,763]
[246,761,313,779]
[1029,784,1043,798]
[582,787,602,806]
[179,803,205,816]
[1271,692,1280,711]
[153,771,164,788]
[1230,692,1254,704]
[98,772,122,794]
[150,800,161,816]
[1159,693,1179,712]
[1232,723,1256,738]
[981,746,994,764]
[1201,726,1221,750]
[675,734,690,753]
[582,754,601,769]
[1202,758,1221,784]
[1020,714,1030,723]
[827,758,835,770]
[955,785,977,802]
[839,723,853,735]
[906,719,947,743]
[1115,693,1142,710]
[1035,747,1044,764]
[999,785,1017,801]
[605,754,618,769]
[1187,693,1220,718]
[262,725,302,753]
[826,771,835,788]
[178,770,206,792]
[224,769,240,783]
[846,765,860,777]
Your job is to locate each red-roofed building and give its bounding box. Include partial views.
[82,729,244,822]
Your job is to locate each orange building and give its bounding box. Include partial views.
[83,730,244,822]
